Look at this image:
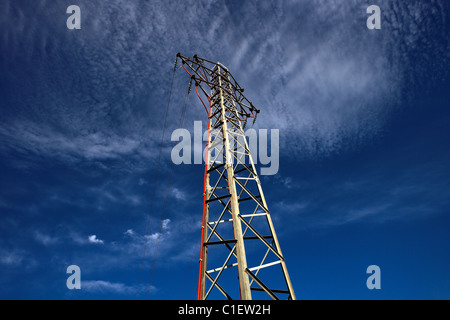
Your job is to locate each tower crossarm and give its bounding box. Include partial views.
[176,53,260,121]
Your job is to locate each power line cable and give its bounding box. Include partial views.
[137,57,178,298]
[145,78,192,299]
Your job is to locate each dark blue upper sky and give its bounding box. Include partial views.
[0,0,449,299]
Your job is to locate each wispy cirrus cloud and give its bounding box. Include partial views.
[0,249,24,266]
[0,248,38,269]
[1,0,447,166]
[82,280,145,294]
[34,231,59,246]
[279,155,450,231]
[0,121,156,169]
[218,0,448,158]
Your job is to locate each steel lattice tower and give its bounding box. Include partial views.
[177,53,295,300]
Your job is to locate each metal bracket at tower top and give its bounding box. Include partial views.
[176,53,296,300]
[176,53,260,118]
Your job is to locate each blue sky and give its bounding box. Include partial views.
[0,0,449,299]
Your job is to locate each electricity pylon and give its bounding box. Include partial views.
[177,53,296,300]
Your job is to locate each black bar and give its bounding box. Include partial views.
[243,236,273,241]
[205,194,231,204]
[204,239,237,246]
[246,268,280,300]
[207,163,225,173]
[238,195,261,203]
[251,288,290,294]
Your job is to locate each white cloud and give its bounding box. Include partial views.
[88,235,104,245]
[330,204,393,226]
[172,187,187,201]
[70,232,105,245]
[82,280,145,294]
[0,250,24,266]
[34,231,58,246]
[119,226,167,256]
[0,121,147,164]
[274,200,309,214]
[161,218,170,231]
[0,248,39,269]
[113,218,199,265]
[129,220,172,252]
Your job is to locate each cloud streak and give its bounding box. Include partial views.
[0,0,447,167]
[82,280,143,294]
